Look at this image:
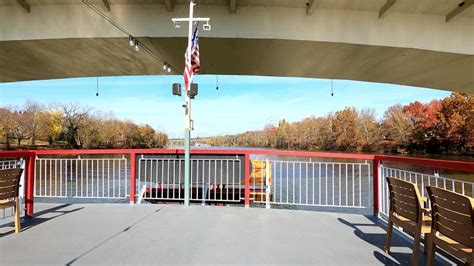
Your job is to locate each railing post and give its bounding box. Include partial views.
[265,159,270,209]
[129,152,136,205]
[244,154,250,208]
[25,153,35,217]
[373,159,381,216]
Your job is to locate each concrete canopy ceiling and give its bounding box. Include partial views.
[0,0,473,93]
[1,37,472,93]
[0,0,473,18]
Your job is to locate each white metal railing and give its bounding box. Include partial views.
[380,166,474,217]
[0,159,25,222]
[252,160,371,209]
[34,157,129,199]
[0,159,20,169]
[138,157,243,203]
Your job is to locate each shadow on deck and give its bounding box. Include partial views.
[0,204,454,265]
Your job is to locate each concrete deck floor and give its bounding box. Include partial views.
[0,203,454,265]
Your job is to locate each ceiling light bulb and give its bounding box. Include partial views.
[134,40,139,52]
[167,67,171,73]
[128,35,134,46]
[163,63,168,70]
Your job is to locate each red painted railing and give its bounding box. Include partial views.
[1,148,473,217]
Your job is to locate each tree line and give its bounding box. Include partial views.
[206,93,473,155]
[0,101,168,149]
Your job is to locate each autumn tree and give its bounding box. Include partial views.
[332,107,358,151]
[357,109,380,152]
[438,93,474,154]
[315,115,335,151]
[23,101,43,145]
[276,119,290,149]
[0,108,15,149]
[37,109,63,145]
[402,100,442,152]
[12,109,28,146]
[99,118,122,148]
[381,104,412,151]
[61,104,91,148]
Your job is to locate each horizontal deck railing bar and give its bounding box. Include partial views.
[263,160,369,164]
[247,150,375,160]
[375,155,474,172]
[266,202,368,208]
[15,149,374,159]
[2,149,472,171]
[0,151,34,157]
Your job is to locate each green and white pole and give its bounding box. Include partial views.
[183,0,194,207]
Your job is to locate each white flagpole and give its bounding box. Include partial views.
[183,0,195,207]
[172,0,209,207]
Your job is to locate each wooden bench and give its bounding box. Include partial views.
[0,168,24,233]
[426,186,473,266]
[384,177,431,266]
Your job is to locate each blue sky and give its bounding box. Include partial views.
[0,75,451,138]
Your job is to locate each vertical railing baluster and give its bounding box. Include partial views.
[168,159,171,200]
[108,159,110,198]
[102,159,105,198]
[299,162,302,204]
[265,159,270,208]
[345,164,348,206]
[318,163,321,205]
[286,161,289,204]
[332,163,335,206]
[306,162,308,205]
[96,159,100,198]
[358,164,361,207]
[312,162,315,205]
[279,162,282,203]
[233,160,235,202]
[293,162,295,204]
[156,158,160,199]
[214,159,217,201]
[273,160,277,203]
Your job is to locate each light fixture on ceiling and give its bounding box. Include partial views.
[134,40,140,52]
[203,21,211,31]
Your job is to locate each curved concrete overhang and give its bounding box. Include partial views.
[0,0,473,93]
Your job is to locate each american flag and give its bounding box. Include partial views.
[183,25,200,91]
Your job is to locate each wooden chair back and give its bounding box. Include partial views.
[426,186,473,248]
[386,177,424,223]
[0,168,23,202]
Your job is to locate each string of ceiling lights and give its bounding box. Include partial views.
[81,0,174,73]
